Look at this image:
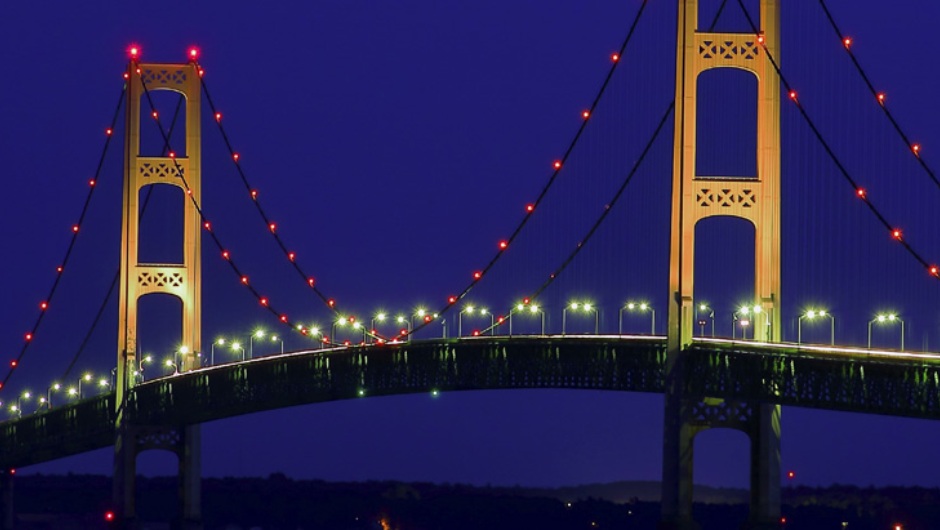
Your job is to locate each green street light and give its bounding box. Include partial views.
[508,302,544,336]
[210,338,226,366]
[620,302,655,335]
[231,341,246,362]
[563,301,599,335]
[868,313,904,350]
[696,303,715,337]
[733,304,762,340]
[798,309,834,345]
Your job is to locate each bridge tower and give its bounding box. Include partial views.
[114,57,203,529]
[663,1,781,529]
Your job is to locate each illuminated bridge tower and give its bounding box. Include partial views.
[663,1,781,529]
[114,58,203,529]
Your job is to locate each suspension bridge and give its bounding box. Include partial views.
[2,1,940,529]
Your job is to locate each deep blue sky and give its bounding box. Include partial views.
[3,1,940,490]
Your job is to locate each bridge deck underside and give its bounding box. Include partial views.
[1,337,938,468]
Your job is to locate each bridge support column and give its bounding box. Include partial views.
[0,470,13,530]
[113,426,202,530]
[745,404,781,530]
[661,394,781,529]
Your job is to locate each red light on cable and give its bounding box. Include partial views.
[473,271,482,280]
[168,151,176,159]
[10,360,17,367]
[72,224,80,233]
[328,299,336,307]
[786,470,795,479]
[498,240,508,250]
[151,111,158,120]
[892,228,903,240]
[581,110,590,119]
[788,90,797,101]
[268,222,277,233]
[526,204,535,213]
[198,69,205,77]
[288,252,296,261]
[241,275,249,285]
[523,298,530,305]
[930,265,939,277]
[215,112,222,122]
[611,53,620,62]
[423,315,432,323]
[122,72,130,80]
[203,221,211,231]
[280,314,288,323]
[89,179,96,187]
[448,295,458,304]
[105,128,113,136]
[912,144,921,156]
[250,190,258,199]
[307,277,316,287]
[260,297,269,307]
[105,511,115,522]
[757,34,765,44]
[39,302,48,311]
[221,250,231,260]
[856,188,866,199]
[843,37,852,49]
[877,93,886,105]
[233,153,240,162]
[553,160,562,170]
[56,266,63,274]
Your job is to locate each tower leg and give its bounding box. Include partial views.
[113,427,139,530]
[660,390,700,530]
[178,425,202,530]
[744,404,781,530]
[0,470,14,530]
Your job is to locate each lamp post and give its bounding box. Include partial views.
[459,306,494,337]
[98,377,110,394]
[370,313,387,343]
[231,341,246,362]
[732,305,762,340]
[139,354,154,382]
[77,373,93,399]
[210,338,226,366]
[696,303,715,337]
[509,303,545,335]
[270,334,284,354]
[395,315,412,342]
[563,302,599,335]
[868,313,904,350]
[620,302,656,335]
[164,358,179,375]
[46,383,61,409]
[249,329,266,358]
[798,309,834,345]
[308,327,324,349]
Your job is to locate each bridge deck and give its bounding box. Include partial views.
[2,336,938,469]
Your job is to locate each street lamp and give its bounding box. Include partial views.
[394,315,413,342]
[868,313,904,350]
[620,302,656,334]
[509,303,545,335]
[563,302,599,335]
[798,309,834,345]
[732,305,762,340]
[248,329,266,358]
[77,373,93,399]
[696,303,715,337]
[98,377,110,394]
[139,355,154,381]
[210,338,226,366]
[46,383,61,409]
[370,312,388,343]
[270,334,284,354]
[231,341,246,362]
[458,305,494,336]
[164,358,178,375]
[307,327,325,349]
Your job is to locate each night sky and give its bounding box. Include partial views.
[3,1,940,490]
